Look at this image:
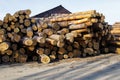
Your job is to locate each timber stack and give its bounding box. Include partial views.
[0,9,113,64]
[109,22,120,54]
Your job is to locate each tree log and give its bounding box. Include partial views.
[0,42,10,52]
[40,54,50,64]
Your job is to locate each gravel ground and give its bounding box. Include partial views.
[0,53,120,80]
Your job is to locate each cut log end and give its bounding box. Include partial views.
[40,54,50,64]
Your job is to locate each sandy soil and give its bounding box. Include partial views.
[0,53,120,80]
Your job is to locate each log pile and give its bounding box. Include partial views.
[109,22,120,54]
[0,9,113,64]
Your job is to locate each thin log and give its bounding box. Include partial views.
[33,36,46,44]
[46,38,57,45]
[36,48,44,55]
[2,55,9,63]
[84,48,94,55]
[63,54,69,59]
[49,34,64,42]
[22,37,33,46]
[68,52,74,58]
[57,41,64,47]
[58,47,67,55]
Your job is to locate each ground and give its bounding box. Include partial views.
[0,53,120,80]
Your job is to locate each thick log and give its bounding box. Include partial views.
[40,54,50,64]
[0,42,10,52]
[50,14,96,22]
[111,30,120,34]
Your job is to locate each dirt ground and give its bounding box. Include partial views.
[0,53,120,80]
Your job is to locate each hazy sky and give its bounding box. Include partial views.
[0,0,120,24]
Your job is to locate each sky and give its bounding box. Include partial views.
[0,0,120,24]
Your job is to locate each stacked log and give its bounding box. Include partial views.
[0,9,113,64]
[109,22,120,54]
[0,9,38,63]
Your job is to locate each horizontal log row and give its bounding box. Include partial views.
[109,22,120,54]
[0,10,113,64]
